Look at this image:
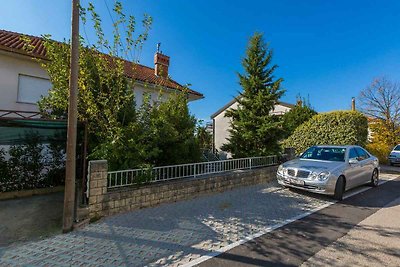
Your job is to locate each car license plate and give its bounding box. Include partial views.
[290,178,304,186]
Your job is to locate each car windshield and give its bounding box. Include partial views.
[394,145,400,151]
[300,147,346,162]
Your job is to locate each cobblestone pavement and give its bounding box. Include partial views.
[0,180,339,266]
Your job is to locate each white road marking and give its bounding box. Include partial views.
[182,174,399,267]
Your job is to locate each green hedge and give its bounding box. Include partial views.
[283,111,369,154]
[0,133,66,192]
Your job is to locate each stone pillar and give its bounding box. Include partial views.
[88,160,108,219]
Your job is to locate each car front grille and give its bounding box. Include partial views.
[287,168,310,178]
[297,170,311,178]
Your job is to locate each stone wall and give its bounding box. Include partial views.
[88,160,278,220]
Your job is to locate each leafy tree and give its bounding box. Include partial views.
[222,33,285,157]
[36,2,152,158]
[366,119,400,164]
[91,92,200,170]
[151,93,200,165]
[358,77,400,156]
[23,1,201,170]
[196,121,212,150]
[282,100,317,138]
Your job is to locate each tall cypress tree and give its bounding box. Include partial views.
[222,33,285,157]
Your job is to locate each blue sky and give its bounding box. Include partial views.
[2,0,400,122]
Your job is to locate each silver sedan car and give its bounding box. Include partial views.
[388,144,400,166]
[277,145,380,200]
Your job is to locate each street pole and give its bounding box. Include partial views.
[63,0,80,233]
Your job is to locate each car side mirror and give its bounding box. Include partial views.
[349,158,358,164]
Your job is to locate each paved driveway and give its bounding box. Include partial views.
[0,175,395,267]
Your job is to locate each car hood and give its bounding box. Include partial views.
[282,158,345,172]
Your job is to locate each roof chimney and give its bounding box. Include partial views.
[154,43,170,78]
[351,97,356,111]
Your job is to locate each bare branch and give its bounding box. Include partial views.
[358,77,400,125]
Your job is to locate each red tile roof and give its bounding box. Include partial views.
[0,29,203,98]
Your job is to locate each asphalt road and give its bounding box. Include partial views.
[198,176,400,267]
[301,196,400,266]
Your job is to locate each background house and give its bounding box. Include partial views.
[0,29,203,117]
[211,98,294,159]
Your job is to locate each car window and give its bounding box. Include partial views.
[394,145,400,151]
[355,147,369,161]
[300,147,346,162]
[349,148,359,161]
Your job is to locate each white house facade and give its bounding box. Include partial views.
[0,51,51,113]
[0,29,203,118]
[211,98,294,159]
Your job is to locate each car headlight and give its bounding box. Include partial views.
[309,172,318,180]
[277,165,284,174]
[318,171,330,181]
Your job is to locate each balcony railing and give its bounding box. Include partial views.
[107,155,278,189]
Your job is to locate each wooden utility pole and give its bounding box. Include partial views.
[63,0,80,233]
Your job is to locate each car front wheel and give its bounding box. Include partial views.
[334,176,345,201]
[369,169,379,187]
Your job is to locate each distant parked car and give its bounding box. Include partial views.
[276,145,380,200]
[388,144,400,166]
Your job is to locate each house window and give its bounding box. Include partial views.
[17,74,51,104]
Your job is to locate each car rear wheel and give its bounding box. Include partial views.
[334,176,345,201]
[369,169,379,187]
